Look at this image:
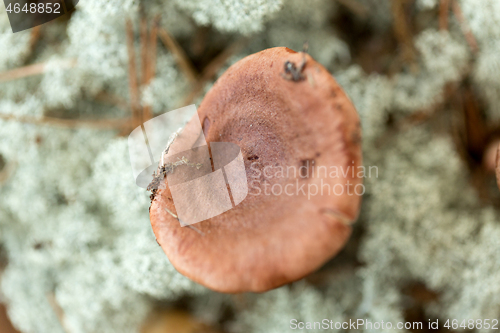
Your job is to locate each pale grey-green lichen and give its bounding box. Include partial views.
[360,125,500,325]
[174,0,282,35]
[1,0,500,332]
[0,6,31,71]
[392,29,470,113]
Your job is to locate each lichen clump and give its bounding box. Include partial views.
[1,0,500,332]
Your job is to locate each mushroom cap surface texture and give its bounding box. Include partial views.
[150,47,363,293]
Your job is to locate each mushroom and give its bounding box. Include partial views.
[150,47,363,293]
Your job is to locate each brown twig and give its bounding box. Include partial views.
[148,16,160,84]
[391,0,417,67]
[439,0,451,30]
[462,86,486,156]
[0,59,76,83]
[94,91,129,111]
[335,0,369,18]
[125,18,141,129]
[191,26,210,57]
[182,39,247,105]
[158,27,198,83]
[0,112,128,129]
[29,25,41,51]
[451,0,478,53]
[140,15,149,87]
[142,15,160,122]
[140,14,149,123]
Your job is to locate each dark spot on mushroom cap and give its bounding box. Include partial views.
[299,159,315,178]
[150,47,363,293]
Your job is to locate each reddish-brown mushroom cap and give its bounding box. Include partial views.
[150,47,363,293]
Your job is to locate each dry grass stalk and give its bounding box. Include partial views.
[140,15,149,87]
[182,39,246,105]
[0,59,76,82]
[125,18,141,129]
[451,0,479,53]
[0,112,128,129]
[94,91,129,111]
[439,0,451,30]
[142,15,160,122]
[335,0,369,18]
[158,27,198,83]
[29,25,41,51]
[390,0,417,68]
[191,26,210,57]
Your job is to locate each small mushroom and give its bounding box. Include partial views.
[150,47,363,293]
